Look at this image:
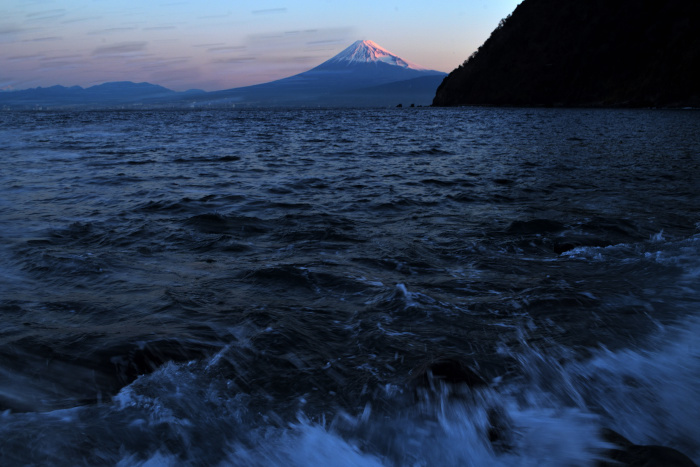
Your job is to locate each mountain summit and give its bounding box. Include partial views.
[298,39,441,88]
[321,40,427,70]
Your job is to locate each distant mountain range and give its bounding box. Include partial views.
[0,82,205,108]
[1,40,446,109]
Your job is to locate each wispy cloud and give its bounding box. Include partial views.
[246,27,353,46]
[25,9,67,22]
[7,54,45,61]
[251,8,287,15]
[307,39,345,46]
[39,61,84,71]
[22,36,62,42]
[137,59,191,70]
[40,53,85,68]
[213,56,256,64]
[92,42,148,56]
[0,24,24,35]
[122,56,192,68]
[193,43,225,48]
[197,13,231,20]
[143,26,177,31]
[206,46,246,54]
[87,27,138,36]
[25,9,65,18]
[61,16,102,24]
[42,54,83,62]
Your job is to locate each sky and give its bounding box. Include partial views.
[1,0,522,92]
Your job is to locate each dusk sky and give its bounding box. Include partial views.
[1,1,522,92]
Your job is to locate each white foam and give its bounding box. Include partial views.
[225,421,385,467]
[573,317,700,459]
[500,312,700,464]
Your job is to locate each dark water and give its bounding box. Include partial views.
[0,108,698,466]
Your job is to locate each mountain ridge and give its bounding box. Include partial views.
[0,81,177,108]
[433,0,700,108]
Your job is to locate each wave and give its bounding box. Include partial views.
[1,302,698,465]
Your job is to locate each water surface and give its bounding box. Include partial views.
[0,108,698,465]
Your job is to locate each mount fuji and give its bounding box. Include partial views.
[194,40,447,107]
[325,39,428,69]
[298,39,436,88]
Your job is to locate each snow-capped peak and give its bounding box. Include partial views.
[324,40,428,70]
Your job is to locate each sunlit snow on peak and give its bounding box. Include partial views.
[325,39,428,70]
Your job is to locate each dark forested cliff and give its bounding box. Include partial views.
[433,0,700,108]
